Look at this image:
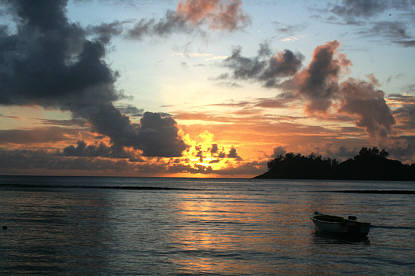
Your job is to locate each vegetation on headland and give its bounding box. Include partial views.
[255,147,415,180]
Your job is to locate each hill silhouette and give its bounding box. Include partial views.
[255,147,415,180]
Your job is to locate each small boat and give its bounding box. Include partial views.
[311,212,370,237]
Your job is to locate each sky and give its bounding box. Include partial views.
[0,0,415,177]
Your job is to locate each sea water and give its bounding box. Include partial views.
[0,176,414,275]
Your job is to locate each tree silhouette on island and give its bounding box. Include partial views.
[255,147,415,180]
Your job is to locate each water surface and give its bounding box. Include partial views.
[0,176,414,275]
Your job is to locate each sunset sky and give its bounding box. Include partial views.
[0,0,414,177]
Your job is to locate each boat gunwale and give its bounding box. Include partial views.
[311,216,371,226]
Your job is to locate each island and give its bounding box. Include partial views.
[255,147,415,180]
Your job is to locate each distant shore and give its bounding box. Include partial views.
[255,147,415,181]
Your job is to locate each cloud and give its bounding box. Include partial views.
[273,21,306,36]
[0,0,186,157]
[40,118,87,127]
[330,0,388,19]
[222,43,303,87]
[137,112,188,157]
[324,1,415,46]
[87,20,127,43]
[116,104,144,118]
[213,161,266,176]
[394,40,415,47]
[177,0,250,31]
[63,140,130,159]
[288,41,395,139]
[391,94,415,130]
[127,11,192,40]
[227,147,242,160]
[288,40,351,113]
[0,127,79,145]
[0,148,131,173]
[219,40,397,140]
[338,79,395,139]
[358,21,411,41]
[126,0,250,39]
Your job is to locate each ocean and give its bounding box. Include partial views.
[0,176,414,275]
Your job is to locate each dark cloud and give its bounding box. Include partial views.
[330,0,388,19]
[325,1,415,46]
[358,21,411,40]
[394,40,415,47]
[289,40,350,113]
[40,118,87,127]
[116,104,144,118]
[219,40,397,140]
[223,43,303,87]
[387,136,415,163]
[167,163,213,174]
[0,147,210,175]
[63,140,130,159]
[136,112,187,157]
[227,147,242,160]
[0,148,131,172]
[87,20,127,43]
[0,0,187,157]
[338,79,395,139]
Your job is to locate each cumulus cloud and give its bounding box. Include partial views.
[338,79,395,138]
[220,40,397,140]
[0,0,186,157]
[288,41,395,139]
[223,43,303,87]
[288,40,351,113]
